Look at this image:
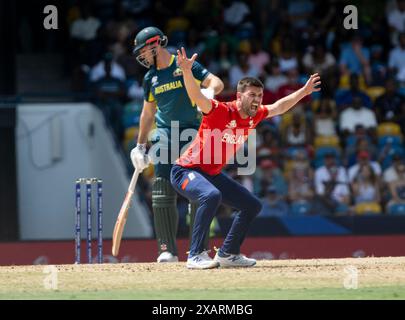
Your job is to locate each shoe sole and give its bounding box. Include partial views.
[157,259,179,263]
[186,262,220,270]
[215,260,257,268]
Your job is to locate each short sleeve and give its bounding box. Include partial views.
[202,99,228,118]
[191,60,210,83]
[142,74,155,103]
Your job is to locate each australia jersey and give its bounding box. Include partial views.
[177,100,269,175]
[143,55,210,128]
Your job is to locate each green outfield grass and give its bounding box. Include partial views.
[1,286,405,300]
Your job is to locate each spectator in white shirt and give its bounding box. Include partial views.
[388,33,405,81]
[388,0,405,45]
[315,153,351,205]
[339,95,377,137]
[90,52,126,83]
[70,4,101,41]
[348,151,382,183]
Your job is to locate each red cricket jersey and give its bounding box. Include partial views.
[176,99,269,175]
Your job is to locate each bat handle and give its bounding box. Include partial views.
[128,168,140,193]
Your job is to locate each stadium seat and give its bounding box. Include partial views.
[354,202,382,215]
[290,201,311,216]
[314,135,340,149]
[313,146,341,168]
[387,203,405,215]
[379,145,405,170]
[365,86,385,102]
[378,135,403,148]
[377,122,402,137]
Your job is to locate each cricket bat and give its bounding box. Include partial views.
[112,168,140,257]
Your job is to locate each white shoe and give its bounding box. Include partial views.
[214,251,256,268]
[186,250,220,269]
[157,251,179,263]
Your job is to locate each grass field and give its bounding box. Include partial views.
[1,257,405,300]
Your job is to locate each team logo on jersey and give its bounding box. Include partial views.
[151,76,158,85]
[249,119,254,128]
[173,68,183,77]
[226,120,237,129]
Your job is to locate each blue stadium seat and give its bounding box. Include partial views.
[378,135,403,148]
[313,146,341,168]
[379,146,405,170]
[387,203,405,215]
[290,202,311,216]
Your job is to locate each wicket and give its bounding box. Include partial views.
[75,178,103,264]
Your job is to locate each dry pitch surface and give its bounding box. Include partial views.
[1,257,405,299]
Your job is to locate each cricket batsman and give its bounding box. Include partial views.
[171,48,321,269]
[130,27,224,262]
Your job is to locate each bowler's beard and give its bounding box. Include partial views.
[242,99,258,117]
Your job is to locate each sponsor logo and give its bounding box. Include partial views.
[225,120,237,129]
[221,132,247,145]
[173,68,183,77]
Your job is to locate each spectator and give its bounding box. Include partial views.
[229,52,260,88]
[264,60,288,93]
[348,151,382,183]
[375,78,404,122]
[70,4,101,42]
[279,40,299,73]
[254,159,288,198]
[314,99,337,136]
[339,95,378,137]
[258,185,290,217]
[302,43,336,75]
[385,158,405,209]
[213,40,235,74]
[384,153,405,183]
[223,0,251,29]
[351,164,381,206]
[90,52,126,82]
[336,74,372,109]
[339,34,371,83]
[287,0,315,31]
[345,136,378,167]
[388,32,405,82]
[282,112,312,149]
[248,39,270,74]
[370,44,388,86]
[256,129,283,167]
[314,152,351,209]
[277,68,311,104]
[287,150,315,203]
[387,0,405,44]
[93,53,127,141]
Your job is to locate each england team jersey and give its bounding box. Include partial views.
[176,99,269,175]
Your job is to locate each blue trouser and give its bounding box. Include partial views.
[170,164,262,256]
[151,126,198,179]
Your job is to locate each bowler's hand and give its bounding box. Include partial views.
[303,73,321,96]
[177,47,197,72]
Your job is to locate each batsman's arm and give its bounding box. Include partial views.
[265,73,321,118]
[201,73,224,96]
[137,100,157,144]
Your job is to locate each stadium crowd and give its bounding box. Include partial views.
[62,0,405,221]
